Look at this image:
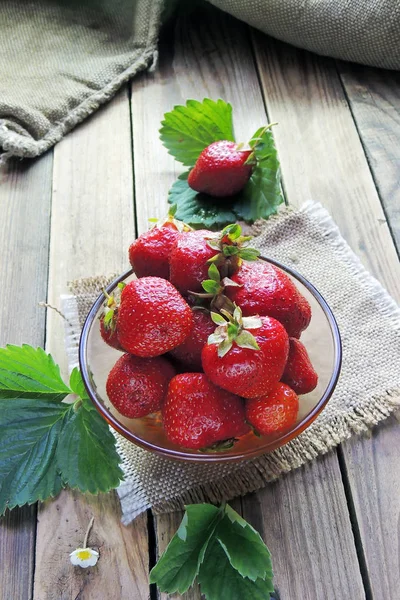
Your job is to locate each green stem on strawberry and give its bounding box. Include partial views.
[188,264,238,314]
[208,305,262,358]
[147,204,192,233]
[243,122,278,165]
[199,437,238,453]
[205,223,260,278]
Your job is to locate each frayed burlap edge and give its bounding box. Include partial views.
[151,389,400,515]
[0,0,163,162]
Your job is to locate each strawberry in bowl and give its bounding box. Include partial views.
[79,218,341,462]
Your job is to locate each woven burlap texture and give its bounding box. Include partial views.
[63,202,400,524]
[0,0,164,161]
[209,0,400,70]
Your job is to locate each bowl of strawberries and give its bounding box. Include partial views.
[79,216,341,462]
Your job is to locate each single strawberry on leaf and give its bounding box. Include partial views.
[160,98,283,228]
[187,140,253,197]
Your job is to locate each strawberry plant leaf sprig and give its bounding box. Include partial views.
[150,503,274,600]
[0,345,123,514]
[161,98,284,228]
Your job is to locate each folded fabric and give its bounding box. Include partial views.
[1,0,399,161]
[209,0,400,70]
[61,202,400,523]
[0,0,163,160]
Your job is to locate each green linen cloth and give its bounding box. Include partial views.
[1,0,399,160]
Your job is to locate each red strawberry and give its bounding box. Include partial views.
[129,221,180,280]
[117,277,194,357]
[100,309,123,351]
[169,309,215,371]
[169,230,219,294]
[225,260,311,338]
[188,141,253,197]
[201,307,289,399]
[169,224,259,295]
[162,373,249,450]
[106,353,175,418]
[246,382,299,435]
[281,338,318,395]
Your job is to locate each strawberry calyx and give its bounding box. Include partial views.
[243,122,278,166]
[208,305,262,358]
[147,204,192,233]
[189,264,239,313]
[200,437,237,452]
[101,282,125,331]
[206,223,259,277]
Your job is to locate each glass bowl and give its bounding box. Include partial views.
[79,256,342,463]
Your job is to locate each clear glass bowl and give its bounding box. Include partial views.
[79,256,342,463]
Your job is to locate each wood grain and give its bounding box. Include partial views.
[242,459,366,599]
[32,88,149,600]
[154,510,202,600]
[251,34,400,292]
[338,63,400,252]
[0,152,53,600]
[130,6,365,598]
[251,32,400,598]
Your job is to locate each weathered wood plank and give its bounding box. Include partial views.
[33,88,149,600]
[338,63,400,251]
[154,511,202,600]
[242,459,366,599]
[251,32,400,597]
[251,34,400,291]
[0,152,53,600]
[130,6,365,599]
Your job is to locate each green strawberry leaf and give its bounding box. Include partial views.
[215,506,273,581]
[0,398,69,513]
[151,503,274,599]
[234,128,284,222]
[56,396,124,494]
[160,98,234,167]
[150,504,223,594]
[0,345,123,513]
[0,344,71,400]
[69,367,89,399]
[198,537,275,600]
[168,172,237,229]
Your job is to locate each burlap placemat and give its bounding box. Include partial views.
[62,202,400,524]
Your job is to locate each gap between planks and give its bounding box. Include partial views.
[32,87,151,600]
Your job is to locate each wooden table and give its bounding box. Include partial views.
[1,5,399,599]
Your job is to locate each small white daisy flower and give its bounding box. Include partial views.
[70,547,99,568]
[70,516,99,568]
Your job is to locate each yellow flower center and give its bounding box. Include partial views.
[76,550,92,560]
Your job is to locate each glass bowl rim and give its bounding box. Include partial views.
[79,255,342,462]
